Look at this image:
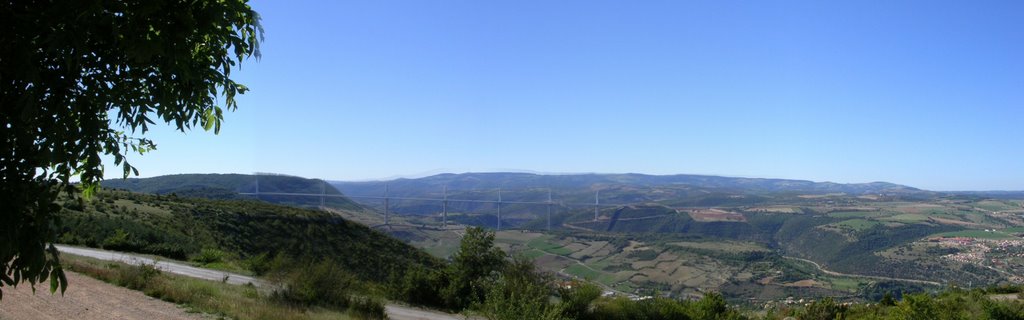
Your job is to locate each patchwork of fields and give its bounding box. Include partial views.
[338,193,1024,302]
[492,230,863,300]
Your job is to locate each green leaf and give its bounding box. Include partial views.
[49,271,58,293]
[58,269,68,294]
[82,183,97,199]
[203,109,215,131]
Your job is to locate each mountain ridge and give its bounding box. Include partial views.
[102,173,364,210]
[332,172,923,195]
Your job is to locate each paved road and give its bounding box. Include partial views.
[55,245,462,320]
[783,256,942,286]
[55,245,265,287]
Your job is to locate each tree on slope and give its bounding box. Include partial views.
[1,0,261,299]
[444,227,507,309]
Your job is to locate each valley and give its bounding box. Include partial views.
[326,173,1024,303]
[87,172,1024,311]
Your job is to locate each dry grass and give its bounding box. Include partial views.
[62,255,355,320]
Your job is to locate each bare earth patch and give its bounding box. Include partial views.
[746,206,801,214]
[783,279,823,288]
[0,271,209,320]
[757,276,778,285]
[686,209,746,222]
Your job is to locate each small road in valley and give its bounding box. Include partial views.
[55,245,464,320]
[783,256,942,286]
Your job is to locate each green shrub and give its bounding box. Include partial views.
[984,300,1024,320]
[243,252,271,276]
[102,228,132,249]
[192,248,227,265]
[479,256,564,320]
[798,297,847,320]
[558,281,602,319]
[442,227,507,310]
[392,264,448,309]
[117,263,161,290]
[588,292,744,320]
[988,284,1024,294]
[274,259,354,308]
[590,297,691,320]
[893,293,939,320]
[348,296,388,320]
[690,292,732,320]
[880,292,897,306]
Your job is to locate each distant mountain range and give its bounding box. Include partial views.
[328,172,934,228]
[331,172,924,198]
[101,172,1019,224]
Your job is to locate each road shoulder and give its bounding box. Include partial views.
[0,271,210,320]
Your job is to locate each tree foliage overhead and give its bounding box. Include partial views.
[1,0,261,298]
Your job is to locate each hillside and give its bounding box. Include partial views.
[56,189,440,283]
[103,173,363,210]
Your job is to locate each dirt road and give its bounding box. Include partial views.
[0,271,209,320]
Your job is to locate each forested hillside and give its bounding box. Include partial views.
[103,173,363,210]
[57,189,438,283]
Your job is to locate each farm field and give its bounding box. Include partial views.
[826,211,888,219]
[974,200,1022,212]
[828,219,883,232]
[933,229,1019,240]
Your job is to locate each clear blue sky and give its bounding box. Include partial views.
[105,0,1024,191]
